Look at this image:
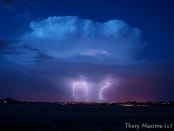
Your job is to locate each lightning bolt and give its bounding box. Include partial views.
[72,82,78,101]
[72,80,89,102]
[99,79,111,101]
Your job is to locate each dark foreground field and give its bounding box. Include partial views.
[0,104,174,131]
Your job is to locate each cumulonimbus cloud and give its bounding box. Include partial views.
[20,16,144,65]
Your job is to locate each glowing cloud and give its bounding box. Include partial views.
[19,16,143,65]
[80,48,111,57]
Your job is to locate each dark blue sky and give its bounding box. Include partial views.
[0,0,174,102]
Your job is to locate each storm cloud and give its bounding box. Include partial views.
[19,16,143,65]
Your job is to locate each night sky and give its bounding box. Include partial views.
[0,0,174,102]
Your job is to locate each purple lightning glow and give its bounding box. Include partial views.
[99,78,111,101]
[72,79,89,102]
[69,75,120,102]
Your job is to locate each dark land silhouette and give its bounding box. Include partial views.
[0,98,174,131]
